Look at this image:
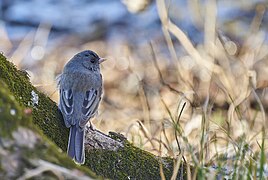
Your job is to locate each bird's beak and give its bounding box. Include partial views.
[99,58,106,64]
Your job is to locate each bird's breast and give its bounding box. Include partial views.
[61,71,102,92]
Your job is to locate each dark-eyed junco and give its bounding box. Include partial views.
[58,50,105,164]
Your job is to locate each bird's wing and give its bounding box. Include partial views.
[59,88,74,127]
[80,88,101,127]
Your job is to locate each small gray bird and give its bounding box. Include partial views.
[58,50,105,164]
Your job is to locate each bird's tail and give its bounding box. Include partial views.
[67,126,85,164]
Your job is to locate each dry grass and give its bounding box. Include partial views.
[2,0,268,178]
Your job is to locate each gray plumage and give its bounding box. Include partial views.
[57,50,103,164]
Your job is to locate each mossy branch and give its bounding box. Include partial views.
[0,54,188,179]
[0,79,96,179]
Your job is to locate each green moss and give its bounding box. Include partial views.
[22,137,96,177]
[0,54,68,150]
[0,80,30,137]
[86,141,187,179]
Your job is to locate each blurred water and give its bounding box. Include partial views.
[0,0,267,54]
[1,0,156,44]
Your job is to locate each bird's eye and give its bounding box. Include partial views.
[90,59,95,63]
[85,54,90,57]
[91,53,98,58]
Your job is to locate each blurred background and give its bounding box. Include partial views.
[1,0,268,166]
